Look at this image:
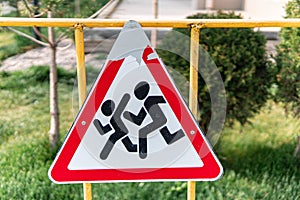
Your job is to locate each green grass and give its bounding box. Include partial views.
[0,67,299,199]
[198,103,300,200]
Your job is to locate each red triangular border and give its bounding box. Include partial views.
[48,46,222,183]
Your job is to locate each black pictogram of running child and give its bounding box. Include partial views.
[123,81,185,159]
[93,94,137,160]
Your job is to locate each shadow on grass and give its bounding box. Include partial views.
[219,142,300,182]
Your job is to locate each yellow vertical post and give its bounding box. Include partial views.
[188,25,201,200]
[74,23,92,200]
[74,23,87,105]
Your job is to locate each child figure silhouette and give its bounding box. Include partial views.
[93,95,137,160]
[124,81,185,159]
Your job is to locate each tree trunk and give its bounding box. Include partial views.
[151,0,158,47]
[294,136,300,159]
[48,11,59,149]
[33,0,41,41]
[75,0,80,15]
[15,1,20,17]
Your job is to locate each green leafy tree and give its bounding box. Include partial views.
[159,12,276,132]
[275,0,300,117]
[5,0,108,149]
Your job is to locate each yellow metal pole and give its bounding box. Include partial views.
[74,23,87,105]
[188,25,201,200]
[189,25,200,116]
[74,24,91,200]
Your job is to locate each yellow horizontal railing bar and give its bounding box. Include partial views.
[1,18,300,28]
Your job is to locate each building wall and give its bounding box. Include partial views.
[192,0,244,10]
[244,0,288,19]
[192,0,205,9]
[214,0,244,10]
[192,0,288,19]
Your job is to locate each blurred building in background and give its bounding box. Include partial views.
[192,0,288,19]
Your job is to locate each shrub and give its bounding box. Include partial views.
[0,66,76,90]
[275,0,300,117]
[0,30,24,61]
[158,12,276,131]
[13,28,36,49]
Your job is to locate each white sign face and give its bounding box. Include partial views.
[48,20,223,183]
[68,56,203,171]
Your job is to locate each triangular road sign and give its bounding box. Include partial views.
[48,21,223,183]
